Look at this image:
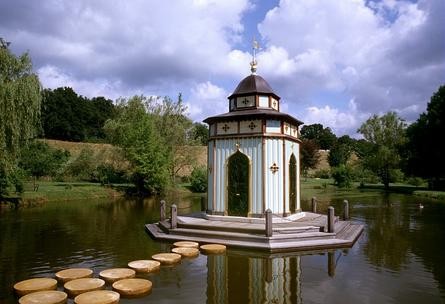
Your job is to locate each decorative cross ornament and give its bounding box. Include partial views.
[242,98,249,105]
[270,163,279,174]
[248,121,256,130]
[273,100,277,108]
[222,124,230,132]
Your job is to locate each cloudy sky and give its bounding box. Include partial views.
[1,0,444,136]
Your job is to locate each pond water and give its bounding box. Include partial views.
[1,191,445,303]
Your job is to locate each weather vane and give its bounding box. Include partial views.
[250,37,259,74]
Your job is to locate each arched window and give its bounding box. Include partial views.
[289,154,297,213]
[227,151,249,216]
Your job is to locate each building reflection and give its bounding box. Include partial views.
[206,252,303,304]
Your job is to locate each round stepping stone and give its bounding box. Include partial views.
[128,260,160,273]
[151,253,181,265]
[173,241,199,248]
[64,278,105,297]
[55,268,93,283]
[74,290,120,304]
[171,247,199,258]
[14,278,58,296]
[99,268,135,284]
[112,278,152,298]
[19,290,67,304]
[200,244,226,254]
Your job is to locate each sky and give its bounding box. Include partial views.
[1,0,444,136]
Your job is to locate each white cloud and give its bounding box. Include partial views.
[186,81,228,122]
[257,0,445,128]
[302,99,369,136]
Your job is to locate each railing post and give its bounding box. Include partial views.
[343,200,349,220]
[328,251,335,277]
[200,196,206,212]
[170,204,177,229]
[328,206,335,233]
[265,209,273,237]
[311,197,317,213]
[160,200,166,222]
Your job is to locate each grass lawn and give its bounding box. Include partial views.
[300,177,445,202]
[21,181,123,203]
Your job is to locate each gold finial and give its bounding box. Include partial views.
[250,37,259,74]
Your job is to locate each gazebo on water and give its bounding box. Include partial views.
[203,62,303,218]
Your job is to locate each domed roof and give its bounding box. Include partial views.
[228,74,279,99]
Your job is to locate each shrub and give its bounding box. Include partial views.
[190,166,207,193]
[406,176,425,187]
[314,169,331,179]
[331,165,353,188]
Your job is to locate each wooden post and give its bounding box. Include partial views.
[171,204,177,229]
[200,196,206,212]
[343,200,349,220]
[328,251,335,277]
[265,209,273,237]
[311,197,317,213]
[328,206,335,233]
[160,200,166,222]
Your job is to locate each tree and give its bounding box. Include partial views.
[104,95,170,194]
[19,141,69,190]
[0,39,41,196]
[190,122,209,145]
[406,85,445,189]
[41,87,115,142]
[300,123,337,150]
[358,112,406,189]
[104,94,192,193]
[150,93,194,184]
[300,139,320,177]
[328,135,354,167]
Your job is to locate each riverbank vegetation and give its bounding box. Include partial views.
[1,39,444,203]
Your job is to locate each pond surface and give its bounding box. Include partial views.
[1,191,445,303]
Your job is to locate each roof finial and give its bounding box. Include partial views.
[250,37,259,74]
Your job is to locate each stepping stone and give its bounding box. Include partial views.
[128,260,160,273]
[112,278,152,298]
[173,241,199,248]
[19,290,67,304]
[151,253,181,265]
[171,247,199,258]
[74,290,120,304]
[14,278,58,296]
[200,244,226,254]
[64,278,105,297]
[99,268,135,284]
[55,268,93,283]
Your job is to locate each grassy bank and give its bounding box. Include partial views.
[300,178,445,202]
[20,181,124,204]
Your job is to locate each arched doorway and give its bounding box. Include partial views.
[227,151,249,216]
[289,154,297,213]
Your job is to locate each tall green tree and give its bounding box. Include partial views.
[406,85,445,188]
[0,39,41,195]
[358,112,407,189]
[41,87,115,141]
[190,122,209,145]
[104,95,169,194]
[104,94,192,193]
[300,123,337,150]
[328,135,354,167]
[300,139,320,177]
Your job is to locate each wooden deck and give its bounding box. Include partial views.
[145,212,364,253]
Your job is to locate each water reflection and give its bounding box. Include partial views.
[1,191,445,303]
[207,252,303,304]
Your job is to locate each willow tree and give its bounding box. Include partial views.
[0,39,41,195]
